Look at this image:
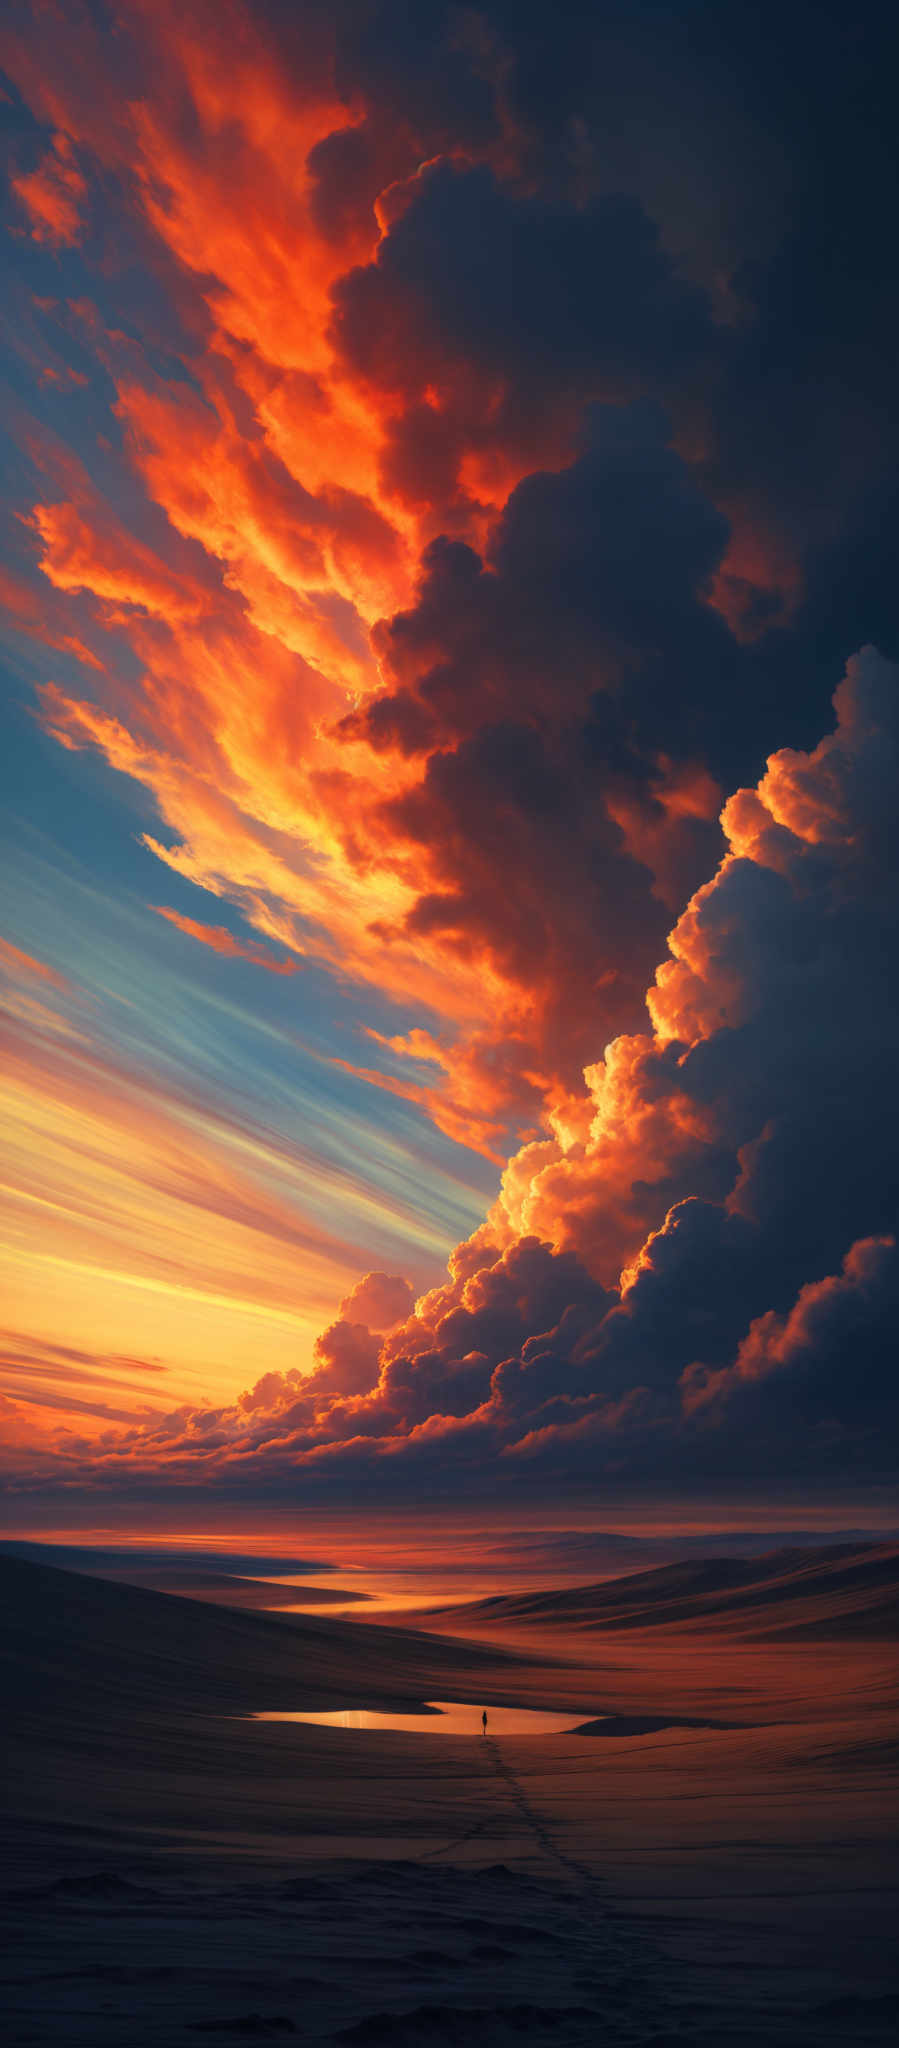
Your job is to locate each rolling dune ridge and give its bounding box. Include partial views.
[411,1543,899,1638]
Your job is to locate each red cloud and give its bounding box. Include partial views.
[13,133,86,246]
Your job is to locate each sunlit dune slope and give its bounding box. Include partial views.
[418,1543,899,1638]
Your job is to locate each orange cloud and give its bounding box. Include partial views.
[154,906,303,975]
[330,1054,508,1165]
[30,498,207,622]
[0,562,104,670]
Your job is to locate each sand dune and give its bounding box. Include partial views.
[0,1541,370,1612]
[478,1526,896,1577]
[415,1541,899,1638]
[0,1541,338,1578]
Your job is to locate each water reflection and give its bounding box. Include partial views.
[253,1700,591,1736]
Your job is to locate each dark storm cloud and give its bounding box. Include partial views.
[361,406,731,755]
[332,164,711,401]
[320,0,899,737]
[337,405,748,1118]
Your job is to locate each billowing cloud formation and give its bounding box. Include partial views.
[2,3,898,1502]
[4,0,896,1167]
[339,1272,416,1331]
[22,652,897,1497]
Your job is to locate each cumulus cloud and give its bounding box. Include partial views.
[682,1236,899,1426]
[339,1272,416,1329]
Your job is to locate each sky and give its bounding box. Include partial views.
[1,0,897,1527]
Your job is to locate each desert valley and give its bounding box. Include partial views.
[3,1538,898,2046]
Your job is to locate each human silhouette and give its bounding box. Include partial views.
[481,1709,488,1735]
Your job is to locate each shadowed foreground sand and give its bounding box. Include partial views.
[2,1550,898,2045]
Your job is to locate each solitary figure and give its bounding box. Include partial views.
[481,1709,488,1736]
